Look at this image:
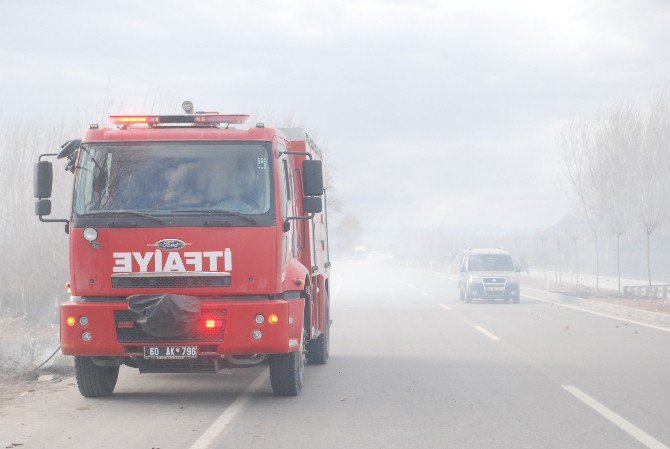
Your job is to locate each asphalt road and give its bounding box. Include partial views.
[1,260,669,449]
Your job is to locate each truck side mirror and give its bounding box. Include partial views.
[302,160,323,196]
[35,199,52,216]
[33,156,68,228]
[34,160,53,199]
[303,196,322,214]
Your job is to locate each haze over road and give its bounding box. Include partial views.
[2,260,669,449]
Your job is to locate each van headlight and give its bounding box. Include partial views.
[469,275,481,283]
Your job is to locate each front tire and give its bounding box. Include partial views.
[74,356,119,397]
[464,289,472,303]
[269,347,304,396]
[512,293,520,304]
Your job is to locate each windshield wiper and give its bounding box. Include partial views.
[171,209,257,225]
[79,210,165,225]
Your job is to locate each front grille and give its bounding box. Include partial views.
[114,310,226,343]
[138,357,220,373]
[112,276,231,288]
[483,278,505,284]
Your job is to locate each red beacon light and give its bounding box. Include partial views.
[109,113,250,127]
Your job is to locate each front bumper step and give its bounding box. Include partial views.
[138,356,220,373]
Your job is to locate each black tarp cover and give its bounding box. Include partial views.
[127,294,201,338]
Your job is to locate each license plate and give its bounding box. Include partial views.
[487,287,504,292]
[143,346,198,359]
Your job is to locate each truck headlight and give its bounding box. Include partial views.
[83,227,98,242]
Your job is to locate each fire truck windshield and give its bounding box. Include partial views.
[73,142,272,218]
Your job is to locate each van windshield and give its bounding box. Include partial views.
[73,142,272,216]
[467,254,515,271]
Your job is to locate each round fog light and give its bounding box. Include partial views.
[254,314,265,324]
[83,227,98,242]
[81,331,93,342]
[79,316,89,326]
[251,329,262,340]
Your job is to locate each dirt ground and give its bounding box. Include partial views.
[0,317,74,407]
[0,317,71,377]
[0,367,74,407]
[522,276,670,314]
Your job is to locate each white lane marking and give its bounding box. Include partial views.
[473,325,501,341]
[438,303,451,310]
[189,369,269,449]
[524,294,670,334]
[404,282,429,297]
[562,385,669,449]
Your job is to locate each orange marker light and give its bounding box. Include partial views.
[109,115,160,126]
[268,313,279,324]
[66,316,76,327]
[117,117,147,123]
[204,319,223,329]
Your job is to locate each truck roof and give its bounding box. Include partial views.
[81,125,286,143]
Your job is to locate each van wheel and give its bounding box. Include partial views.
[269,345,304,396]
[307,296,330,365]
[464,290,472,303]
[512,293,520,304]
[459,288,464,301]
[74,356,119,397]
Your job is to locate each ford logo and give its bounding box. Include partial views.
[156,239,186,251]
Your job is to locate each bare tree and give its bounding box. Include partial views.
[536,229,549,282]
[560,119,604,290]
[559,89,670,294]
[595,103,639,293]
[633,92,670,290]
[553,231,563,284]
[0,118,72,319]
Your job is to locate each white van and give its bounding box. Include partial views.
[459,248,520,303]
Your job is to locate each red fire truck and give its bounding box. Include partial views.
[33,102,331,397]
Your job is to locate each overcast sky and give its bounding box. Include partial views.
[2,0,669,239]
